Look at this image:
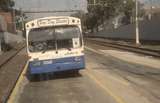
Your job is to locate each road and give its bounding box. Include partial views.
[8,41,160,103]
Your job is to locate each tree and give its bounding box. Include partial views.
[119,0,135,24]
[86,0,144,31]
[86,0,122,32]
[0,0,15,11]
[71,11,88,31]
[86,13,99,32]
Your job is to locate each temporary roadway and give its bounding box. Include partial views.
[7,41,160,103]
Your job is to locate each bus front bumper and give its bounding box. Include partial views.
[28,56,85,74]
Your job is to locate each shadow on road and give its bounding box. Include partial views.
[26,70,82,82]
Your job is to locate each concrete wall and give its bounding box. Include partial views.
[92,15,160,41]
[0,12,15,33]
[0,13,23,53]
[4,32,23,44]
[0,15,6,53]
[0,16,7,32]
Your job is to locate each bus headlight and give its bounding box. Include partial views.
[32,61,41,66]
[74,57,81,62]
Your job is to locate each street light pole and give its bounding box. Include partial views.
[94,0,96,5]
[20,8,25,31]
[135,0,140,45]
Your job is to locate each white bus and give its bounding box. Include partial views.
[25,16,85,74]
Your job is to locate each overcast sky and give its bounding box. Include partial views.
[14,0,160,11]
[14,0,159,20]
[14,0,87,12]
[143,0,160,8]
[14,0,87,20]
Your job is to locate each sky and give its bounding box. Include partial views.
[14,0,87,12]
[14,0,88,20]
[14,0,159,20]
[14,0,160,11]
[140,0,160,8]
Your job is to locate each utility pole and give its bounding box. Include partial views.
[20,8,25,31]
[0,39,1,53]
[149,0,155,20]
[135,0,140,45]
[94,0,96,4]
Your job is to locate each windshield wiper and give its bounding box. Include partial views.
[66,47,71,51]
[42,46,47,54]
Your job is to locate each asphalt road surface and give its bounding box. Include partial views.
[8,41,160,103]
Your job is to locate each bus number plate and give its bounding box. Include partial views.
[43,60,53,65]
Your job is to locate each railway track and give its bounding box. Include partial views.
[86,38,160,58]
[0,43,27,103]
[0,43,25,69]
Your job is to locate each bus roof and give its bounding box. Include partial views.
[25,16,81,30]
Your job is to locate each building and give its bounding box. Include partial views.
[0,11,16,33]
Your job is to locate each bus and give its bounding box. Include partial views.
[25,16,85,74]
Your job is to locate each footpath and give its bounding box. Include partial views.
[0,32,28,103]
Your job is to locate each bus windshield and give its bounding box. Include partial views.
[28,26,81,52]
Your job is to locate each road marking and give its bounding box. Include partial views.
[7,61,29,103]
[84,46,127,103]
[85,70,127,103]
[85,46,107,55]
[85,46,129,86]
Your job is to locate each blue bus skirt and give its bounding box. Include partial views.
[28,56,85,74]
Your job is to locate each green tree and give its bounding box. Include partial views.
[86,0,142,31]
[86,0,122,32]
[119,0,135,24]
[0,0,15,11]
